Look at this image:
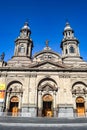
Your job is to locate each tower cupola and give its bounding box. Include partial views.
[7,22,33,67]
[61,22,80,59]
[64,22,73,31]
[63,22,74,39]
[14,22,33,58]
[20,22,31,38]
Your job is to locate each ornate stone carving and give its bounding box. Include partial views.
[11,96,19,102]
[42,94,53,101]
[72,83,87,96]
[59,74,70,78]
[25,74,37,77]
[38,82,58,91]
[30,74,37,77]
[6,82,23,98]
[45,75,50,78]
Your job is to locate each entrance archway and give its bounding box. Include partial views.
[76,97,85,117]
[9,96,19,116]
[42,94,53,117]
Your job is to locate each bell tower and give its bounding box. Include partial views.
[8,22,33,67]
[14,22,33,58]
[61,22,80,58]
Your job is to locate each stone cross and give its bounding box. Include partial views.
[45,40,49,47]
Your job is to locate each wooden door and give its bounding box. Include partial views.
[9,96,19,116]
[76,97,85,117]
[77,107,85,116]
[42,94,53,117]
[12,104,19,116]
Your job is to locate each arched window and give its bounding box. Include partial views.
[69,46,75,53]
[18,45,25,53]
[69,32,70,36]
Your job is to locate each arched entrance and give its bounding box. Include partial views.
[37,78,58,117]
[76,97,85,117]
[42,94,53,117]
[9,96,19,116]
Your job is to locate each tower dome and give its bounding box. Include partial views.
[20,22,31,38]
[61,22,80,59]
[21,22,30,31]
[64,22,73,32]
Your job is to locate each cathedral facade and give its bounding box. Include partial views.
[0,22,87,117]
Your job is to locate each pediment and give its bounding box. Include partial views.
[37,62,61,69]
[29,61,66,69]
[38,82,58,91]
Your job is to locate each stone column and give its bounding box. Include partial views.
[53,91,57,117]
[6,94,9,109]
[18,95,22,116]
[6,93,10,115]
[7,94,10,109]
[38,91,42,116]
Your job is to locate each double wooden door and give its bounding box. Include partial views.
[9,96,19,116]
[76,97,85,117]
[42,94,53,117]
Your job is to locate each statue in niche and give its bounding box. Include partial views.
[0,52,5,61]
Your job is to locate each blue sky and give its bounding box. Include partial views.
[0,0,87,61]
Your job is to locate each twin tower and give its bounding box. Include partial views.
[8,21,81,66]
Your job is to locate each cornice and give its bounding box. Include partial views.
[0,66,87,72]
